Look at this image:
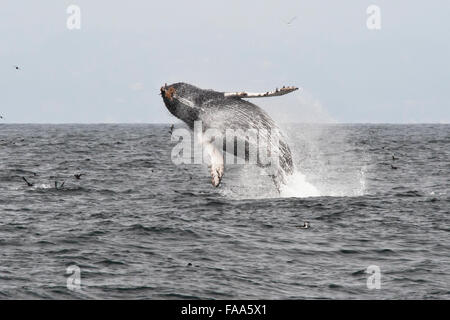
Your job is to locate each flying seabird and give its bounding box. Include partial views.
[284,16,297,26]
[74,173,83,180]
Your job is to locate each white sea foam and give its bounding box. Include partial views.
[280,171,320,198]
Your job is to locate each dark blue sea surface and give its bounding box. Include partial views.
[0,123,448,299]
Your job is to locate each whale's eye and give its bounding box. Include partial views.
[165,87,176,100]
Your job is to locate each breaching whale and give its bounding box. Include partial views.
[160,82,297,191]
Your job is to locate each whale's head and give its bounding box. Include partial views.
[160,82,203,127]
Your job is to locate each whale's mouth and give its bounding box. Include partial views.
[160,84,176,101]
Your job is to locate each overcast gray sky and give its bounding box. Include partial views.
[0,1,449,123]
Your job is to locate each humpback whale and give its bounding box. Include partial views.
[160,82,297,191]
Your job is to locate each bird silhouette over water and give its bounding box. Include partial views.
[391,164,398,170]
[22,177,33,187]
[392,155,399,161]
[169,124,174,134]
[74,173,83,180]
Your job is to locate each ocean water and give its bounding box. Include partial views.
[0,123,448,299]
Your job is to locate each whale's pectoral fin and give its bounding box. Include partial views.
[224,86,299,98]
[203,142,224,187]
[210,162,224,187]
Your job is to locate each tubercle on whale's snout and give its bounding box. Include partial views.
[160,84,176,101]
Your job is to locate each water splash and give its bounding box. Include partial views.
[280,124,371,198]
[357,165,367,196]
[36,183,53,189]
[280,171,320,198]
